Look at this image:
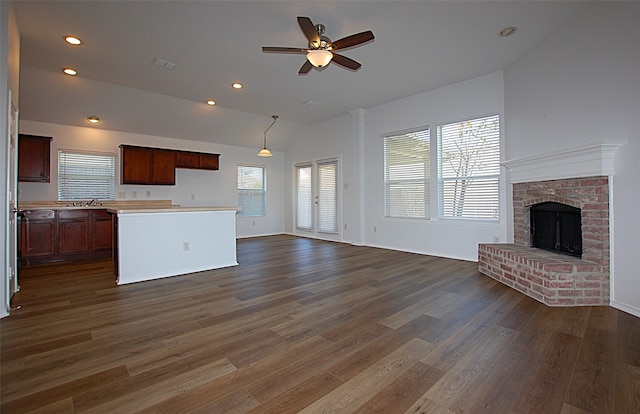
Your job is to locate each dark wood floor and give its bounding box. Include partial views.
[1,235,639,413]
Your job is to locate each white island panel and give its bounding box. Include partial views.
[116,209,237,285]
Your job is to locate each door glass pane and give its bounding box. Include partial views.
[296,165,312,230]
[318,161,338,233]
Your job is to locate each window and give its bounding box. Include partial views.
[437,114,500,220]
[58,149,115,201]
[383,128,430,219]
[237,165,266,217]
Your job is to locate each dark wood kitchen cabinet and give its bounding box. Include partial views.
[151,148,176,185]
[57,210,90,255]
[18,209,56,258]
[18,134,52,182]
[175,150,219,170]
[18,209,113,267]
[120,145,176,185]
[91,209,113,251]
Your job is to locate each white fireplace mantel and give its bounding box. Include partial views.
[502,141,623,184]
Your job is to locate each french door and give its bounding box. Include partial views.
[295,158,340,239]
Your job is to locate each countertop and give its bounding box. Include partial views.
[19,200,175,211]
[107,206,238,214]
[18,200,237,213]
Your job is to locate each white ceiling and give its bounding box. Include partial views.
[13,1,589,150]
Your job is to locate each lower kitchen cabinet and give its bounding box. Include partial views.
[92,210,113,251]
[19,210,56,258]
[58,210,90,255]
[18,209,113,267]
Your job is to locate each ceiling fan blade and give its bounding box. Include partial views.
[298,60,313,75]
[262,46,307,54]
[297,16,320,47]
[331,31,375,50]
[332,53,361,71]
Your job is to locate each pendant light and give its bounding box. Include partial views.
[258,115,278,157]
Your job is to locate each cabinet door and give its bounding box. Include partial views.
[175,151,200,169]
[58,210,90,254]
[92,210,113,251]
[151,149,176,185]
[18,134,52,182]
[20,210,56,257]
[199,153,219,170]
[121,145,152,184]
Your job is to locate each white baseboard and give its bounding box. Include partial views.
[610,300,640,318]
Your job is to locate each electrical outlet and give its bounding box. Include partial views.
[252,221,256,226]
[118,191,126,199]
[493,236,500,243]
[183,242,190,251]
[132,191,137,198]
[344,224,347,230]
[191,194,195,200]
[146,191,151,198]
[373,226,377,233]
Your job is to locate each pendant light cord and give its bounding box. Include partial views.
[263,115,278,148]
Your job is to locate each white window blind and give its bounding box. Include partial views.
[317,160,338,233]
[58,149,115,201]
[296,164,313,230]
[384,128,430,219]
[437,114,500,220]
[237,165,266,217]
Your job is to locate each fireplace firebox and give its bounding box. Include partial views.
[530,202,582,258]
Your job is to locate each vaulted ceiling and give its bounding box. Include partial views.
[13,1,589,150]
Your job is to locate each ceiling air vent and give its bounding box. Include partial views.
[152,57,178,70]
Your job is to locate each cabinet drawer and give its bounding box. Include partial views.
[21,209,55,220]
[58,210,90,219]
[91,209,112,220]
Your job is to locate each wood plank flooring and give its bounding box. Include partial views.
[1,235,639,413]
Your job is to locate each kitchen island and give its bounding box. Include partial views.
[108,206,238,285]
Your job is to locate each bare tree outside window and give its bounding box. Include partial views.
[438,115,500,220]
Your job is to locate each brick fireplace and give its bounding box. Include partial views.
[478,143,618,307]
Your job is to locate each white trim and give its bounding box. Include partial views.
[502,142,623,183]
[610,300,640,319]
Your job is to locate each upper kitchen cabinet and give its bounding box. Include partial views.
[120,145,175,185]
[121,145,219,185]
[18,134,52,182]
[175,150,219,171]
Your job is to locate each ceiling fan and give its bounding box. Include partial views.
[262,16,374,75]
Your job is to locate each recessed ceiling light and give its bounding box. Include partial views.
[231,82,243,90]
[87,116,101,124]
[206,100,216,106]
[499,26,517,37]
[62,68,77,76]
[64,36,82,45]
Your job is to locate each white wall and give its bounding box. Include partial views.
[284,114,358,241]
[286,71,507,261]
[362,71,507,261]
[504,2,640,316]
[18,120,286,238]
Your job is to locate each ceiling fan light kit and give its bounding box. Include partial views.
[262,16,374,74]
[306,50,333,67]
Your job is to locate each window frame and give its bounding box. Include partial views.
[436,114,501,222]
[57,149,116,201]
[383,126,431,220]
[237,164,267,218]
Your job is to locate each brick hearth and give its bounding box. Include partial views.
[479,176,610,306]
